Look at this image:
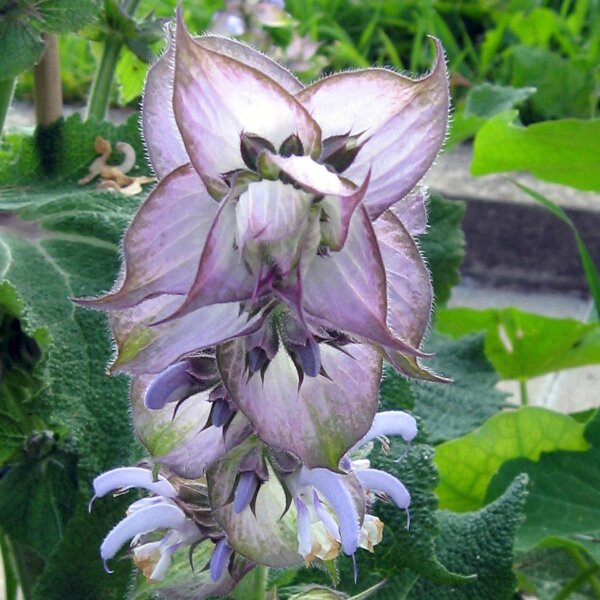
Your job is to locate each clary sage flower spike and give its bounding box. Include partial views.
[80,4,449,593]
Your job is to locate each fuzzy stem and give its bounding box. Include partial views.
[86,36,121,121]
[519,380,529,406]
[33,34,63,127]
[0,531,19,600]
[86,0,142,121]
[0,77,16,137]
[232,565,269,600]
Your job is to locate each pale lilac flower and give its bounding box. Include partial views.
[81,6,449,589]
[90,467,202,580]
[78,8,447,469]
[204,410,416,569]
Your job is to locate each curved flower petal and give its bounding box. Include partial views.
[298,39,448,219]
[390,187,428,237]
[77,165,217,311]
[131,376,213,456]
[210,539,234,582]
[218,340,381,470]
[237,180,311,248]
[354,468,410,510]
[294,497,312,556]
[207,440,303,567]
[303,207,423,356]
[299,468,363,556]
[198,36,303,94]
[353,411,417,450]
[262,153,370,250]
[101,503,190,561]
[262,153,356,196]
[155,412,253,479]
[156,426,227,480]
[313,491,341,541]
[373,209,447,380]
[173,10,321,193]
[160,197,259,321]
[110,295,264,374]
[374,209,431,347]
[144,361,195,410]
[142,26,189,178]
[92,467,177,500]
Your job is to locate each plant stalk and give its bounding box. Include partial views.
[566,547,600,600]
[5,539,44,600]
[519,380,529,406]
[86,0,142,121]
[33,34,63,127]
[232,566,269,600]
[0,77,16,137]
[0,531,19,600]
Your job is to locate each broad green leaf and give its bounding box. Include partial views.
[0,19,45,81]
[486,409,600,561]
[116,48,148,105]
[435,407,589,511]
[464,83,536,118]
[508,8,558,47]
[0,115,148,599]
[0,449,77,560]
[333,441,468,598]
[471,111,600,191]
[445,113,483,149]
[37,0,101,33]
[507,46,595,120]
[437,307,600,380]
[32,498,135,600]
[409,475,528,600]
[419,195,465,306]
[0,302,46,464]
[409,333,509,444]
[380,365,416,412]
[447,84,535,148]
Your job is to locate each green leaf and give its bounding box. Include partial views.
[32,498,135,600]
[0,115,147,598]
[0,449,77,560]
[464,83,536,119]
[116,48,149,105]
[37,0,101,33]
[508,8,558,47]
[420,195,465,306]
[409,333,509,444]
[435,407,589,512]
[446,84,536,149]
[486,409,600,561]
[0,19,45,81]
[335,434,469,597]
[0,304,46,464]
[471,111,600,191]
[409,475,528,600]
[437,307,600,380]
[507,45,595,120]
